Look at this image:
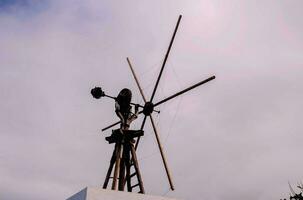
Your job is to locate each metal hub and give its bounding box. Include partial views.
[143,102,154,116]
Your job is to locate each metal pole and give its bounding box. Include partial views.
[104,94,144,108]
[102,121,120,132]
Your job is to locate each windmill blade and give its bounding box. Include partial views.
[126,57,148,149]
[127,57,147,102]
[150,15,182,102]
[135,115,147,150]
[127,57,174,190]
[149,115,174,190]
[289,182,296,196]
[154,75,216,107]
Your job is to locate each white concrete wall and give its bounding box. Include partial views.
[67,188,179,200]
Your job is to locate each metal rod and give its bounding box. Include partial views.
[102,121,120,132]
[150,15,182,102]
[104,94,144,108]
[130,102,144,108]
[149,115,174,190]
[154,75,215,107]
[101,107,153,132]
[104,94,116,100]
[127,57,174,190]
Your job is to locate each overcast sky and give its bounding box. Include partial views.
[1,0,303,200]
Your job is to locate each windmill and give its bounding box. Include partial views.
[91,15,216,194]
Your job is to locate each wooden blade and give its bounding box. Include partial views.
[135,115,147,150]
[127,57,147,103]
[149,115,174,190]
[127,57,174,190]
[127,57,148,150]
[150,15,182,102]
[154,76,215,107]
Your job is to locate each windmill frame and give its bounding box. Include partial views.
[92,14,216,193]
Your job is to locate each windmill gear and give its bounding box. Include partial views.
[115,88,139,130]
[116,88,132,112]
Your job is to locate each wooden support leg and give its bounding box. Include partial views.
[103,145,117,189]
[118,144,126,191]
[112,143,121,190]
[124,143,132,192]
[130,143,145,194]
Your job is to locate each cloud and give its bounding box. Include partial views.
[1,1,303,200]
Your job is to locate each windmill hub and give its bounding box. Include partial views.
[143,102,154,116]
